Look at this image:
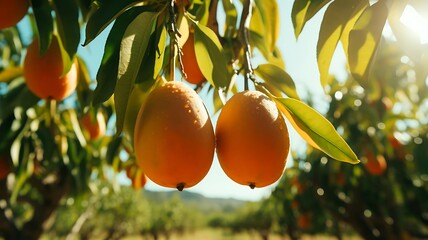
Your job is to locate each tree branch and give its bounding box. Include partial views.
[207,0,220,37]
[238,0,254,90]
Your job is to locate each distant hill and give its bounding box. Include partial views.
[141,189,247,213]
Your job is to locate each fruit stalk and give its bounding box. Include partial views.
[167,0,181,81]
[46,98,57,128]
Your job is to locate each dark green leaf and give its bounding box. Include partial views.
[31,0,54,54]
[135,24,166,85]
[84,0,150,45]
[92,7,148,106]
[75,57,92,109]
[106,136,123,165]
[0,79,39,119]
[76,0,92,19]
[52,0,80,59]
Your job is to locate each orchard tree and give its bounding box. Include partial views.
[227,200,277,240]
[0,0,426,238]
[271,38,428,239]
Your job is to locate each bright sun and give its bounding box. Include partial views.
[400,5,428,44]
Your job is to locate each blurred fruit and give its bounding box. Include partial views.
[336,172,346,186]
[80,110,106,140]
[133,81,215,191]
[381,97,393,111]
[297,214,312,229]
[24,35,78,101]
[181,33,205,85]
[291,177,304,194]
[291,200,299,209]
[0,0,29,29]
[0,155,11,180]
[215,90,290,189]
[126,165,147,190]
[364,151,387,176]
[388,135,406,160]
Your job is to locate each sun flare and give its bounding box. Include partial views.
[400,5,428,44]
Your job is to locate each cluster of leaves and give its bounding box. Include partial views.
[231,38,428,240]
[292,0,428,87]
[85,0,360,167]
[0,1,120,238]
[221,32,428,239]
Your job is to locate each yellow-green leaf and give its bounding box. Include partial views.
[0,67,22,82]
[254,0,279,52]
[254,64,300,100]
[221,0,238,38]
[339,1,368,58]
[275,97,359,164]
[292,0,332,38]
[317,0,367,87]
[192,19,229,89]
[348,1,388,82]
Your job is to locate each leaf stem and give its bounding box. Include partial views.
[239,0,254,91]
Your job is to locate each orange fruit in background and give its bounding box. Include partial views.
[298,214,312,229]
[215,90,290,189]
[0,155,11,180]
[336,172,346,186]
[181,33,205,85]
[133,81,215,191]
[0,0,29,29]
[364,151,387,176]
[80,110,106,140]
[126,166,147,190]
[24,35,78,101]
[387,135,406,160]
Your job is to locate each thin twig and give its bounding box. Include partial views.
[167,0,181,81]
[238,0,254,90]
[207,0,220,38]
